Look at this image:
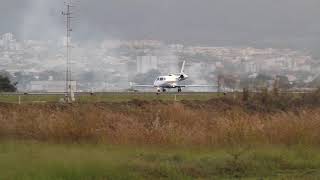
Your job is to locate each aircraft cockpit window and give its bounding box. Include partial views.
[160,78,164,81]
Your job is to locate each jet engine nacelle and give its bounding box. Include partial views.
[179,73,188,80]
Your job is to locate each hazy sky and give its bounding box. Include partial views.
[0,0,319,52]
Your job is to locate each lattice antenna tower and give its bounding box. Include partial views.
[62,0,75,102]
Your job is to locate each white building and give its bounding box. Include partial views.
[2,33,13,42]
[136,56,158,73]
[1,33,16,50]
[28,81,77,93]
[245,61,259,73]
[169,44,184,52]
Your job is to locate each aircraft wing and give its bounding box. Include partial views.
[130,83,154,87]
[177,85,218,88]
[131,85,154,87]
[129,82,154,88]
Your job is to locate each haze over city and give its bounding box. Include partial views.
[1,0,320,50]
[0,0,319,92]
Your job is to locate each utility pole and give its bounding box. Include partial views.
[62,1,75,103]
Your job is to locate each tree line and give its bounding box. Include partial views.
[0,75,17,92]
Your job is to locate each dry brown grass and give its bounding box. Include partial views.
[1,97,320,147]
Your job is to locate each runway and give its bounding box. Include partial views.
[0,90,315,104]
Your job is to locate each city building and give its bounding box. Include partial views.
[136,56,158,74]
[1,33,16,50]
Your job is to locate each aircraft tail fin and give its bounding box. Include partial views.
[180,61,186,74]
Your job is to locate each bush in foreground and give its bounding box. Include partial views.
[0,100,320,146]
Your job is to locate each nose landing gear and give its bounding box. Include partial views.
[178,87,182,93]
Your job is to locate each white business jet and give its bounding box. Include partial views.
[132,61,215,93]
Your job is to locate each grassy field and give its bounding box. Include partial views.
[1,91,320,179]
[0,92,222,103]
[1,141,320,180]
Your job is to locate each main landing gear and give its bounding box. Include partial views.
[156,88,167,95]
[157,88,181,94]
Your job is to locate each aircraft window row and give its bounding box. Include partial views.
[157,77,166,81]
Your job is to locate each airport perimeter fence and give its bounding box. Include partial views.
[0,93,62,104]
[0,92,226,104]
